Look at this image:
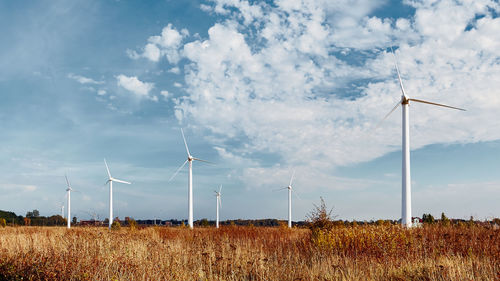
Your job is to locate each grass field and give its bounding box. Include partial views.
[0,224,498,280]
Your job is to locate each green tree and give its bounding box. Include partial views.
[200,218,209,227]
[126,217,138,229]
[72,217,77,225]
[26,209,40,218]
[0,218,6,227]
[111,220,121,230]
[441,212,450,226]
[422,213,435,224]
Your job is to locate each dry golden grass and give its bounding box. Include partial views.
[0,225,498,280]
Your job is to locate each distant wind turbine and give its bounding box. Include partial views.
[276,171,297,228]
[214,185,222,228]
[381,49,465,227]
[65,174,74,229]
[60,204,64,218]
[169,128,212,229]
[104,159,131,229]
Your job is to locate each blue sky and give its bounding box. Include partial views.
[1,0,499,222]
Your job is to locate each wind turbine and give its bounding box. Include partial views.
[169,128,212,229]
[276,171,296,228]
[381,49,465,227]
[104,159,131,229]
[65,175,73,229]
[214,185,222,228]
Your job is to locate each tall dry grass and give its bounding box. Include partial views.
[0,225,498,280]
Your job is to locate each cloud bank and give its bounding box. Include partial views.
[132,0,500,189]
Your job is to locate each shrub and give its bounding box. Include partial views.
[0,218,6,227]
[128,218,138,230]
[307,197,335,231]
[111,220,121,230]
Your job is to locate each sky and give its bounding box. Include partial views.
[1,0,499,222]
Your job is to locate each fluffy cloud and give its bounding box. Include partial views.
[135,0,500,189]
[128,24,188,63]
[116,74,155,100]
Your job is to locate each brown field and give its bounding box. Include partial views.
[0,225,499,280]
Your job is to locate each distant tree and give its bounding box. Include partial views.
[24,217,31,226]
[422,214,435,224]
[26,209,40,218]
[468,216,475,227]
[72,217,77,225]
[200,218,209,227]
[441,212,450,226]
[0,218,6,227]
[126,217,138,229]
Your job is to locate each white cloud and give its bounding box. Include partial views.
[97,89,106,96]
[128,24,188,64]
[168,67,180,74]
[173,82,182,88]
[0,183,37,192]
[116,74,155,100]
[160,90,170,99]
[67,73,104,85]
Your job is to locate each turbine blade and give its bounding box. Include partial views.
[219,184,222,194]
[112,178,131,185]
[289,170,295,187]
[293,190,302,201]
[192,157,214,164]
[272,187,288,192]
[408,98,466,111]
[65,174,71,188]
[181,128,191,157]
[391,47,406,96]
[168,160,188,182]
[104,159,111,179]
[375,100,401,129]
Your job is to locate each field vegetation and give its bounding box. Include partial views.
[0,222,498,280]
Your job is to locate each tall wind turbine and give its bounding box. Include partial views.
[104,159,131,229]
[65,175,73,229]
[169,128,212,229]
[214,185,222,228]
[381,49,465,227]
[276,171,296,228]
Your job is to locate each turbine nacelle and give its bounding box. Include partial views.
[401,95,410,105]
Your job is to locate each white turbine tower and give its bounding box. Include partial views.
[214,185,222,228]
[65,175,73,229]
[381,50,465,227]
[276,171,296,228]
[104,159,131,229]
[169,128,212,229]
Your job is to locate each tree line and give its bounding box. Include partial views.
[0,209,66,226]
